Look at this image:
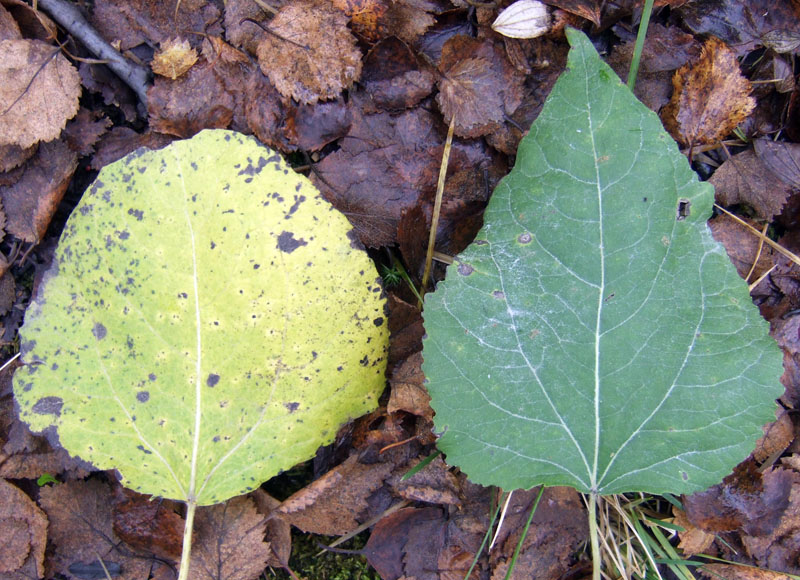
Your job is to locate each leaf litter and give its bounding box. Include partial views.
[2,0,800,578]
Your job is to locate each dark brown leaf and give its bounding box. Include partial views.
[188,496,271,580]
[388,352,432,420]
[0,478,47,577]
[332,0,436,43]
[391,454,462,505]
[278,454,393,535]
[711,149,794,221]
[256,0,362,105]
[754,139,800,189]
[284,99,351,152]
[683,460,792,536]
[662,36,755,148]
[112,489,184,562]
[739,480,800,574]
[0,2,20,40]
[63,108,112,157]
[362,36,436,110]
[244,71,292,153]
[249,489,292,568]
[543,0,600,26]
[437,36,525,138]
[387,294,424,365]
[0,139,77,242]
[91,127,174,170]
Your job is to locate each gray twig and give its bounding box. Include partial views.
[36,0,151,107]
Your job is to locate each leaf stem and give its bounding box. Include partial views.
[627,0,656,91]
[588,493,601,580]
[177,500,197,580]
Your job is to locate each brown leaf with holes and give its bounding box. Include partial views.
[0,139,77,242]
[38,479,160,580]
[152,38,199,80]
[188,496,271,580]
[437,36,525,138]
[256,0,362,105]
[683,460,792,536]
[0,39,81,149]
[662,36,754,148]
[0,478,47,578]
[278,454,393,535]
[112,489,184,562]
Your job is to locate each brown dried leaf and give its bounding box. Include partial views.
[754,409,794,463]
[387,294,424,366]
[437,36,525,138]
[38,479,156,580]
[256,0,362,105]
[0,478,47,577]
[278,454,393,535]
[362,36,436,110]
[662,36,755,148]
[711,148,794,221]
[738,480,800,574]
[331,0,435,43]
[0,2,21,40]
[0,143,35,173]
[152,37,199,80]
[91,0,221,51]
[683,460,792,536]
[188,496,271,580]
[754,139,800,189]
[223,0,270,55]
[284,99,351,152]
[0,39,81,148]
[544,0,600,26]
[708,213,776,283]
[701,564,792,580]
[674,507,715,557]
[112,489,184,562]
[392,455,462,505]
[91,127,174,170]
[0,0,57,43]
[250,490,292,568]
[63,108,112,156]
[388,352,432,420]
[0,139,77,242]
[0,273,15,317]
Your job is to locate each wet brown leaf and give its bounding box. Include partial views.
[362,36,436,110]
[152,38,199,80]
[0,39,81,149]
[711,148,795,221]
[91,0,221,50]
[437,36,525,138]
[243,71,292,153]
[79,62,138,123]
[0,139,77,242]
[0,478,47,577]
[284,99,351,152]
[683,460,792,536]
[0,0,58,41]
[188,496,271,580]
[112,489,184,562]
[662,36,755,148]
[38,479,158,580]
[223,0,270,56]
[256,0,362,105]
[278,454,393,535]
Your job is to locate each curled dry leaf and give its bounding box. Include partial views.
[256,0,362,105]
[662,36,755,148]
[0,39,81,149]
[151,38,199,80]
[492,0,550,39]
[436,36,525,138]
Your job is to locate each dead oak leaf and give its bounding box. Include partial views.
[188,496,271,580]
[0,478,47,577]
[256,0,362,105]
[0,39,81,149]
[662,36,754,148]
[437,36,525,139]
[152,37,199,80]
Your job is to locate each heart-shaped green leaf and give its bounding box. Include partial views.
[14,129,388,506]
[422,29,782,496]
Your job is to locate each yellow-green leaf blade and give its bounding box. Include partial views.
[14,129,388,505]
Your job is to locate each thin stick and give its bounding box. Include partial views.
[714,204,800,268]
[422,118,455,291]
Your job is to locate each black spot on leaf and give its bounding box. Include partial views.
[457,263,474,276]
[32,396,63,416]
[92,323,107,340]
[285,402,300,412]
[492,291,505,300]
[346,229,363,249]
[373,317,384,326]
[128,208,144,221]
[277,231,308,253]
[137,391,149,403]
[518,232,532,244]
[286,195,306,218]
[206,373,220,387]
[149,373,156,381]
[137,445,152,454]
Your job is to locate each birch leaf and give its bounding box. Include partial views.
[14,129,388,506]
[422,29,781,496]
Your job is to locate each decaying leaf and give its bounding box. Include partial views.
[63,108,113,157]
[662,36,755,147]
[0,478,47,578]
[256,0,362,104]
[0,39,81,149]
[674,507,715,557]
[754,138,800,189]
[331,0,435,43]
[0,139,78,242]
[436,36,525,138]
[388,352,432,420]
[738,479,800,574]
[362,36,436,110]
[708,213,776,283]
[152,38,199,80]
[188,497,271,580]
[112,490,184,562]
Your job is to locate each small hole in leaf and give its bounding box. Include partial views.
[677,199,691,221]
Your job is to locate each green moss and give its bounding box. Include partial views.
[265,531,380,580]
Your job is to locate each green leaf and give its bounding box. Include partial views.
[422,29,782,496]
[14,129,388,506]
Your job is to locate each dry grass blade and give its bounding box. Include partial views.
[422,117,455,291]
